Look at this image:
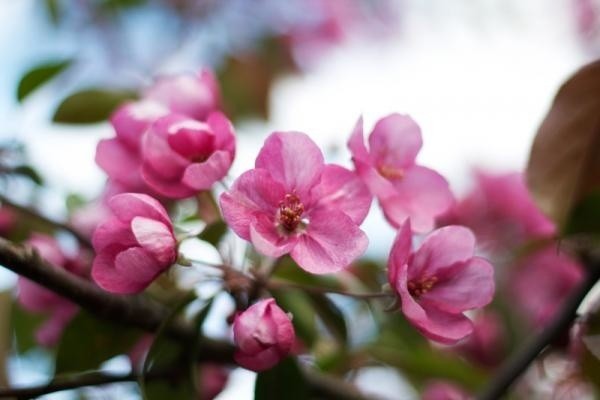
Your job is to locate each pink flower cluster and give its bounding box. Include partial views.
[96,69,235,199]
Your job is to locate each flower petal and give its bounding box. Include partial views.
[114,247,164,291]
[421,257,495,313]
[250,214,296,258]
[111,100,169,150]
[95,138,144,188]
[141,164,197,199]
[234,347,282,372]
[92,247,150,294]
[142,116,190,179]
[108,193,171,226]
[220,169,286,240]
[347,116,369,163]
[311,164,372,225]
[387,220,413,288]
[255,132,324,198]
[92,218,137,252]
[291,208,368,274]
[368,114,422,169]
[131,217,176,265]
[182,150,232,191]
[207,111,236,154]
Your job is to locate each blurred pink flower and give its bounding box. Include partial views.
[92,193,177,294]
[422,381,471,400]
[220,132,370,274]
[388,221,495,344]
[348,114,453,233]
[198,364,229,400]
[511,246,583,328]
[0,206,15,236]
[141,112,235,199]
[17,234,86,347]
[438,171,555,251]
[233,298,295,372]
[457,311,505,367]
[144,70,220,121]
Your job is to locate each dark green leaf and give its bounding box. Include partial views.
[255,357,309,400]
[44,0,62,25]
[10,302,46,354]
[307,293,348,345]
[564,190,600,236]
[55,312,142,373]
[17,60,72,102]
[12,165,44,185]
[53,88,137,124]
[198,221,227,247]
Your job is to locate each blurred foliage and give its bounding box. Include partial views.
[255,357,309,400]
[53,88,137,124]
[17,60,72,102]
[564,190,600,237]
[10,302,47,355]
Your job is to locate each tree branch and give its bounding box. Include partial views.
[0,237,372,400]
[477,255,600,400]
[0,194,92,249]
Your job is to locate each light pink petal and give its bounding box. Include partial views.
[142,117,190,180]
[92,218,137,252]
[95,138,143,188]
[290,208,368,274]
[92,248,150,294]
[354,158,398,200]
[347,116,369,163]
[207,111,236,154]
[368,114,422,169]
[255,132,324,198]
[35,305,78,347]
[26,234,66,267]
[421,257,495,313]
[411,225,476,280]
[380,166,454,232]
[396,263,473,344]
[141,164,197,199]
[182,150,232,191]
[249,214,296,258]
[18,278,60,312]
[387,220,413,288]
[219,169,286,240]
[114,247,164,291]
[311,164,372,225]
[131,217,176,265]
[111,100,169,150]
[108,193,171,226]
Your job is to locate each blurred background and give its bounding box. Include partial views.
[0,0,599,398]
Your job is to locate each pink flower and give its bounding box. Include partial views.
[220,132,370,274]
[438,171,555,251]
[0,206,15,237]
[348,114,453,233]
[141,112,236,199]
[388,221,495,344]
[457,312,505,367]
[144,70,220,121]
[232,298,295,372]
[17,234,86,346]
[197,364,229,400]
[91,193,177,294]
[96,100,170,193]
[510,246,583,327]
[422,381,471,400]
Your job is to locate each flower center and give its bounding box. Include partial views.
[278,193,305,232]
[378,164,404,180]
[407,276,438,298]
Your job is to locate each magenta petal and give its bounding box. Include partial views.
[234,348,282,372]
[380,166,454,232]
[411,225,476,279]
[114,247,164,288]
[92,249,149,294]
[142,119,189,179]
[368,114,422,169]
[219,169,286,240]
[250,214,296,258]
[95,138,143,187]
[92,218,137,252]
[108,193,171,226]
[387,220,412,287]
[131,217,176,265]
[35,305,78,347]
[347,116,370,163]
[141,164,197,199]
[182,150,232,191]
[167,122,214,159]
[207,111,236,154]
[255,132,324,198]
[311,164,372,225]
[111,100,169,150]
[422,257,495,313]
[291,208,368,274]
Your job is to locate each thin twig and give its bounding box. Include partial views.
[268,280,393,300]
[0,194,92,249]
[477,255,600,400]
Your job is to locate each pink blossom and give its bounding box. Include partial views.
[422,381,471,400]
[348,114,453,233]
[457,311,505,367]
[438,171,555,251]
[144,70,220,121]
[388,221,495,344]
[91,193,177,294]
[510,246,583,327]
[141,112,236,199]
[220,132,370,274]
[17,234,86,347]
[232,298,295,372]
[0,206,15,236]
[197,364,229,400]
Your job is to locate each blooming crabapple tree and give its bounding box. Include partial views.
[0,59,599,400]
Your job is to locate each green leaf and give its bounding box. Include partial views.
[564,190,600,236]
[17,60,72,102]
[12,165,44,185]
[0,292,11,386]
[255,357,309,400]
[271,289,317,347]
[55,312,142,373]
[10,302,46,354]
[53,88,137,124]
[307,293,348,345]
[272,256,344,291]
[198,221,227,247]
[44,0,62,25]
[66,193,87,213]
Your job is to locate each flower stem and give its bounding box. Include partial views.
[267,280,393,300]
